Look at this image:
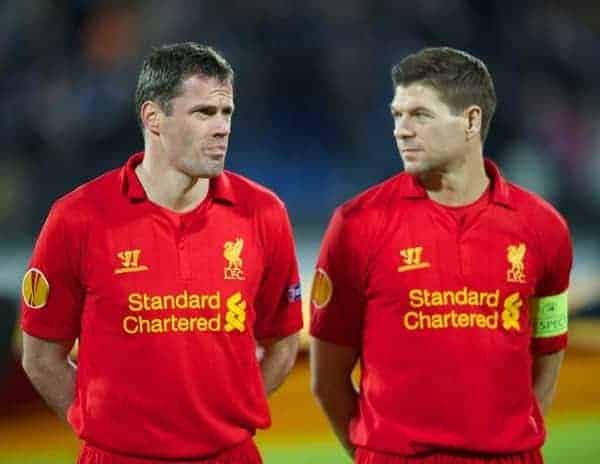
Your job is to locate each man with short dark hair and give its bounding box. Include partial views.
[21,42,302,464]
[310,47,571,464]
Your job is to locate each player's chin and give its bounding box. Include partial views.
[401,160,423,175]
[203,165,224,178]
[186,162,224,178]
[197,155,225,176]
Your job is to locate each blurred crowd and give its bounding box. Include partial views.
[1,0,599,276]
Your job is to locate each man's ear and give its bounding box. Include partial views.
[140,101,162,136]
[464,105,482,140]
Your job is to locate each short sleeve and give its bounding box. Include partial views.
[309,207,365,348]
[531,217,572,355]
[21,201,84,340]
[253,203,303,340]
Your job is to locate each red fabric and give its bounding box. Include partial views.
[311,159,572,456]
[22,152,302,459]
[78,439,261,464]
[355,448,543,464]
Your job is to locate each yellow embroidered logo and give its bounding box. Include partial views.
[398,246,430,272]
[311,268,333,309]
[502,291,522,331]
[507,243,526,283]
[224,238,245,280]
[115,249,149,274]
[22,268,50,309]
[225,292,246,332]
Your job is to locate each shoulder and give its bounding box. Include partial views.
[49,167,122,225]
[336,172,408,225]
[507,182,569,237]
[225,170,287,213]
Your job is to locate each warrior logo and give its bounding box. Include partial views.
[115,249,148,274]
[398,246,430,272]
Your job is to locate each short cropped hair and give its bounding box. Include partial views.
[391,47,496,142]
[135,42,234,131]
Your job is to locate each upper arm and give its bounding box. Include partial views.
[310,208,365,347]
[258,332,300,356]
[253,200,303,340]
[532,349,565,375]
[531,211,572,355]
[22,332,75,371]
[21,201,84,340]
[310,338,359,395]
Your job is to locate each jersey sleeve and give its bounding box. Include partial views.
[531,215,573,355]
[310,207,365,348]
[253,202,303,340]
[21,201,84,340]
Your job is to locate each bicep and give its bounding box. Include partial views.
[22,332,75,369]
[258,332,299,357]
[311,338,359,393]
[532,349,564,379]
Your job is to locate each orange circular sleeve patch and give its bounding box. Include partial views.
[22,268,50,309]
[311,268,333,309]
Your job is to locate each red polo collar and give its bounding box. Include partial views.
[120,152,236,205]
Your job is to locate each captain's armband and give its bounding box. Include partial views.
[531,291,568,338]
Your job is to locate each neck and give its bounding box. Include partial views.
[420,155,489,207]
[136,150,210,213]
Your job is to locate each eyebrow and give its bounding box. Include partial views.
[389,104,432,115]
[189,104,235,113]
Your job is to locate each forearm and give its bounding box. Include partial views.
[259,333,299,396]
[311,339,360,459]
[532,350,565,416]
[22,334,77,422]
[23,356,76,421]
[314,378,358,459]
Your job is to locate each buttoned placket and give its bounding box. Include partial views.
[176,214,192,280]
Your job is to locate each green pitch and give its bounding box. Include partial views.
[2,419,599,464]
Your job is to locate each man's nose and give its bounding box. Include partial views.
[214,116,231,137]
[394,117,414,138]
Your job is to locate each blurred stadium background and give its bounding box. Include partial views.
[1,1,599,462]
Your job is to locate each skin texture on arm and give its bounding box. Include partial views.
[258,332,299,396]
[21,332,76,422]
[532,350,565,417]
[311,338,360,459]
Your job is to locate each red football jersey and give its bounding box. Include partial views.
[21,152,303,459]
[310,160,572,456]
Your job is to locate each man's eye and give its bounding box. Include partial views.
[194,108,216,116]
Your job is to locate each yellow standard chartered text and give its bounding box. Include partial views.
[404,288,521,331]
[122,291,247,335]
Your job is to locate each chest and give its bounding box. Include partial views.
[366,207,541,299]
[78,210,264,334]
[359,207,545,368]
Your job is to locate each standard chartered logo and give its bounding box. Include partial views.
[501,292,522,331]
[225,292,247,332]
[122,290,248,335]
[403,287,523,332]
